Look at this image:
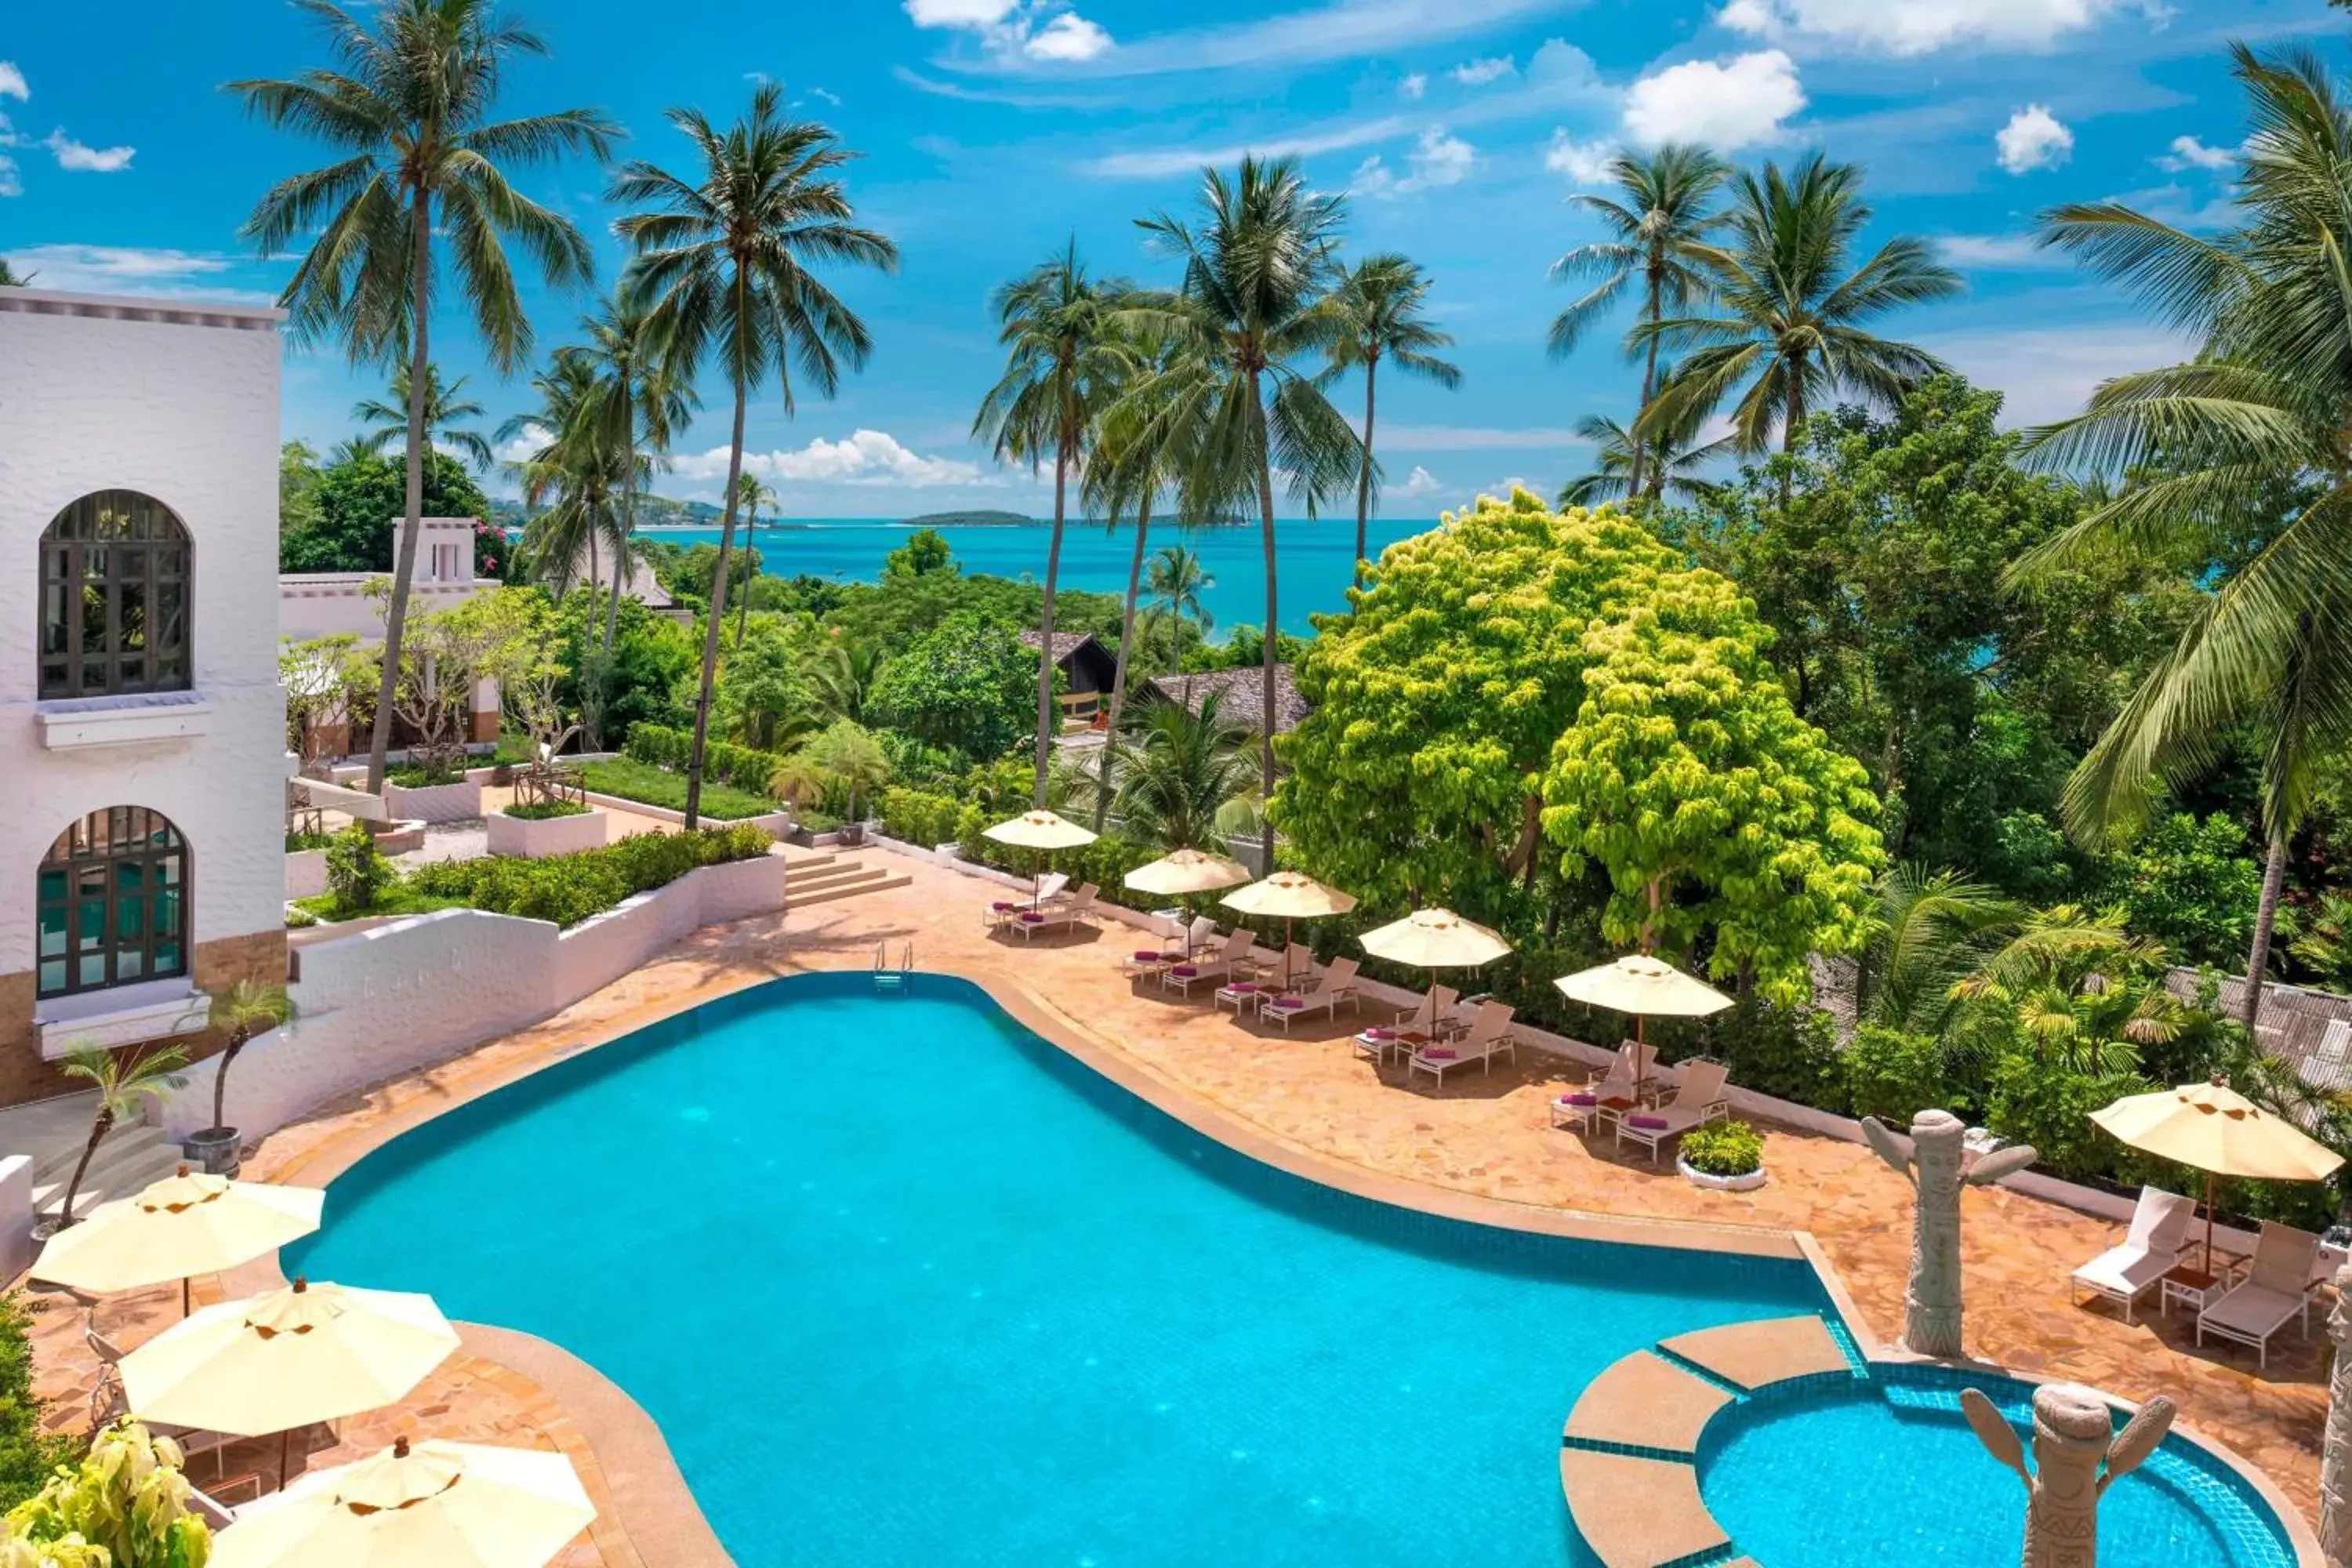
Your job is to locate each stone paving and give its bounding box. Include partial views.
[27,846,2332,1562]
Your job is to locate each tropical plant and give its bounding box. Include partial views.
[1100,688,1260,853]
[568,287,698,662]
[1323,252,1459,585]
[2290,891,2352,989]
[230,0,619,796]
[325,820,395,912]
[1949,906,2199,1076]
[351,357,494,470]
[1637,154,1962,499]
[199,981,292,1142]
[1133,157,1364,871]
[863,611,1036,761]
[610,82,897,828]
[974,243,1136,803]
[1557,400,1734,510]
[53,1048,191,1229]
[1546,144,1730,499]
[2007,44,2352,1030]
[804,718,891,822]
[1678,1120,1763,1177]
[766,749,830,815]
[733,470,778,649]
[810,633,883,724]
[1853,865,2022,1036]
[1142,543,1215,698]
[502,352,631,598]
[1,1420,211,1568]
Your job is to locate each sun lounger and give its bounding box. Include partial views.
[2071,1186,2197,1324]
[1264,957,1363,1032]
[1216,976,1269,1014]
[1408,1000,1516,1086]
[1163,931,1257,996]
[1613,1059,1733,1163]
[1123,913,1217,976]
[1011,887,1098,941]
[1392,984,1461,1037]
[2198,1221,2324,1369]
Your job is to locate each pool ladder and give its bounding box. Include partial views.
[873,941,914,993]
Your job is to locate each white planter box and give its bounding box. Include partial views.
[486,807,609,858]
[383,779,482,823]
[285,848,327,900]
[1678,1157,1768,1192]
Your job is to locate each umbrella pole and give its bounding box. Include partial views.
[2205,1170,2218,1276]
[279,1426,291,1492]
[1283,916,1294,991]
[182,1276,191,1319]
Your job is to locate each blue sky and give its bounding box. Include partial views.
[0,0,2332,517]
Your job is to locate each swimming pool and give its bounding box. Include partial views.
[289,974,1830,1564]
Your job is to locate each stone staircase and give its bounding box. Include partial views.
[30,1120,185,1221]
[783,849,911,910]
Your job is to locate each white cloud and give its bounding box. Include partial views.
[2155,133,2234,173]
[1025,12,1112,60]
[1718,0,2128,56]
[1401,465,1442,495]
[0,156,17,199]
[810,85,843,105]
[1450,55,1515,85]
[493,426,550,468]
[1622,50,1804,150]
[0,245,259,299]
[946,0,1566,78]
[673,430,990,489]
[1918,320,2193,426]
[1352,125,1476,198]
[1399,71,1427,100]
[1936,233,2068,269]
[1995,104,2072,174]
[906,0,1018,23]
[42,131,134,173]
[1544,129,1617,185]
[0,62,26,101]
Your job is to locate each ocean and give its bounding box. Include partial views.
[634,517,1439,637]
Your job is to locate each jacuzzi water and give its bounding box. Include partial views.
[285,973,2295,1566]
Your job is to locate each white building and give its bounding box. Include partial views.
[0,289,290,1109]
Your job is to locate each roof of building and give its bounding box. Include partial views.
[1019,630,1105,665]
[1144,663,1310,735]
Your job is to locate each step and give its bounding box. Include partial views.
[786,865,883,898]
[791,873,913,909]
[785,856,863,885]
[27,1119,175,1191]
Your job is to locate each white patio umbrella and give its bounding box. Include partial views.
[34,1167,324,1316]
[2091,1075,2345,1272]
[1223,873,1358,989]
[1359,908,1513,1025]
[1124,850,1253,957]
[1554,953,1734,1096]
[212,1437,596,1568]
[983,811,1098,907]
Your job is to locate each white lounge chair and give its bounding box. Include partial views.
[2071,1186,2198,1324]
[1215,974,1270,1015]
[1122,913,1218,977]
[1393,984,1462,1036]
[1408,1000,1517,1085]
[2198,1221,2324,1369]
[1011,886,1098,941]
[1550,1041,1661,1129]
[1262,957,1363,1032]
[1613,1060,1733,1163]
[1356,984,1460,1063]
[1163,931,1257,997]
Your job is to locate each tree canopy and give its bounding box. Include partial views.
[864,610,1040,764]
[281,448,496,575]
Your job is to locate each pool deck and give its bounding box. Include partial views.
[26,851,2334,1564]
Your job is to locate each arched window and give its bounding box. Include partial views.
[36,808,188,998]
[38,491,191,700]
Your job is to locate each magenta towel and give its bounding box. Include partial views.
[1018,912,1045,924]
[1363,1028,1396,1040]
[1269,997,1305,1011]
[1561,1093,1598,1107]
[1424,1047,1457,1060]
[992,901,1018,911]
[1133,950,1163,962]
[1171,965,1199,978]
[1626,1115,1669,1130]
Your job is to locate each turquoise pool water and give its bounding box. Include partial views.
[286,975,2295,1566]
[1699,1367,2295,1568]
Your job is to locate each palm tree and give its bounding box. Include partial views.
[805,718,891,825]
[230,0,619,797]
[1133,158,1363,871]
[0,260,35,286]
[1546,145,1730,499]
[499,353,630,599]
[1637,154,1963,501]
[1106,688,1261,853]
[1951,906,2194,1076]
[1557,399,1735,510]
[811,633,882,723]
[352,358,495,470]
[53,1046,190,1229]
[1853,865,2021,1036]
[610,82,898,829]
[1323,254,1459,586]
[733,470,777,649]
[2005,45,2352,1031]
[1144,543,1214,698]
[198,980,293,1145]
[974,242,1136,806]
[572,289,697,659]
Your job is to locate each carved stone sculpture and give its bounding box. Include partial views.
[2320,1261,2352,1566]
[1963,1382,2175,1568]
[1862,1109,2038,1358]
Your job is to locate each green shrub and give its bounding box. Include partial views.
[284,828,334,853]
[1679,1120,1764,1177]
[1841,1024,1957,1124]
[879,787,963,847]
[580,758,773,821]
[324,823,394,913]
[620,723,788,795]
[386,759,466,787]
[0,1294,77,1510]
[1983,1051,2156,1187]
[502,800,590,821]
[1694,1000,1848,1115]
[407,824,773,927]
[284,906,318,929]
[2,1416,212,1563]
[795,810,843,834]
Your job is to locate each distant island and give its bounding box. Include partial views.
[900,509,1034,528]
[488,500,1258,530]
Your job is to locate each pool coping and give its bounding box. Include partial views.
[245,959,2324,1568]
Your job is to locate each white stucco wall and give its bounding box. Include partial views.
[162,855,785,1139]
[0,292,289,980]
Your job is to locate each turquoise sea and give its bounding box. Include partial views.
[640,517,1437,636]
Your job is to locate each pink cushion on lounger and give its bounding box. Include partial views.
[1424,1048,1457,1060]
[1171,965,1199,977]
[1018,912,1045,924]
[993,901,1018,910]
[1561,1093,1598,1106]
[1269,997,1305,1011]
[1626,1115,1668,1130]
[1227,982,1258,993]
[1363,1028,1395,1040]
[1134,950,1163,961]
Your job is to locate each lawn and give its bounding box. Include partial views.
[580,757,775,821]
[291,887,470,924]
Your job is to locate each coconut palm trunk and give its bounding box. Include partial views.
[1097,493,1152,833]
[2245,832,2288,1033]
[365,196,434,797]
[685,314,750,830]
[1629,269,1664,499]
[605,362,636,662]
[1033,441,1071,805]
[1353,354,1377,590]
[1253,380,1280,876]
[735,488,757,648]
[57,1105,114,1229]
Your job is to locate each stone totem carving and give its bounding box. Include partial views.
[1862,1109,2038,1359]
[1962,1382,2175,1568]
[2320,1261,2352,1566]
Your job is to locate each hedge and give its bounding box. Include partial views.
[879,787,964,848]
[623,723,787,796]
[405,824,775,927]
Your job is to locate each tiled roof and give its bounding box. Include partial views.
[1018,629,1100,665]
[1143,663,1309,735]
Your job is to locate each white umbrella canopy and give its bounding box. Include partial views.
[2091,1075,2346,1269]
[212,1437,596,1568]
[1225,873,1359,990]
[1358,908,1512,970]
[982,811,1098,851]
[1125,849,1253,898]
[34,1167,324,1313]
[1553,954,1733,1019]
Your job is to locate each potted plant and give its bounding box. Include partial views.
[37,1045,191,1236]
[1677,1120,1767,1192]
[181,979,292,1176]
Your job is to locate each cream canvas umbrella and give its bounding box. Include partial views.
[120,1277,461,1485]
[2091,1075,2345,1272]
[1555,954,1734,1098]
[1359,908,1513,1026]
[34,1166,324,1317]
[1224,873,1358,989]
[1125,850,1253,958]
[983,811,1098,907]
[212,1436,595,1568]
